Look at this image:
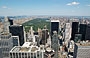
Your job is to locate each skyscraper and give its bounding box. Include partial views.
[0,33,13,58]
[52,31,58,58]
[85,24,90,40]
[71,22,79,40]
[41,26,49,45]
[64,23,71,46]
[9,25,25,46]
[79,24,87,40]
[51,20,59,36]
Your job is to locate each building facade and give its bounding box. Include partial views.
[64,23,71,46]
[71,22,79,40]
[79,24,87,40]
[10,42,45,58]
[74,43,90,58]
[0,33,13,58]
[9,25,25,46]
[85,24,90,40]
[51,20,59,36]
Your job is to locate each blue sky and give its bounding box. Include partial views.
[0,0,90,16]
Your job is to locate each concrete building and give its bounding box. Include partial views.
[0,33,13,58]
[10,42,45,58]
[74,42,90,58]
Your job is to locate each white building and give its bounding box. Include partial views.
[64,23,71,47]
[10,42,45,58]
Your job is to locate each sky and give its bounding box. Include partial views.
[0,0,90,16]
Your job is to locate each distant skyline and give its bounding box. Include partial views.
[0,0,90,16]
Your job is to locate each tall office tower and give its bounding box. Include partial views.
[41,25,49,45]
[79,24,87,40]
[85,24,90,40]
[71,22,79,40]
[74,42,90,58]
[0,33,13,58]
[9,25,25,46]
[3,17,10,33]
[51,20,59,36]
[10,42,45,58]
[52,31,58,58]
[64,23,71,46]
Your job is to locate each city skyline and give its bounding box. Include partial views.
[0,0,90,16]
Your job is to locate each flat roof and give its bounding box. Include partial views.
[51,20,59,22]
[10,42,41,53]
[76,42,90,46]
[10,46,40,53]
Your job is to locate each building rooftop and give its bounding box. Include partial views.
[51,20,59,22]
[10,42,42,53]
[76,41,90,46]
[10,46,39,53]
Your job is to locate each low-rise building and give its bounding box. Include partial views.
[10,42,45,58]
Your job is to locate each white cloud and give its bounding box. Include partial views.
[2,6,11,9]
[2,6,7,8]
[87,5,90,6]
[67,2,80,6]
